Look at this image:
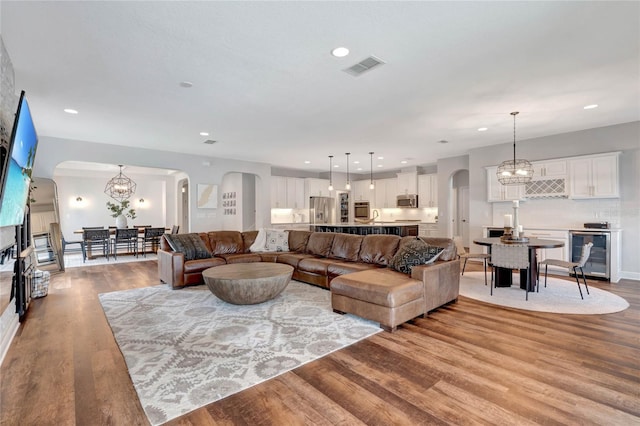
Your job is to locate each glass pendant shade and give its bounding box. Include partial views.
[105,165,137,202]
[497,112,533,185]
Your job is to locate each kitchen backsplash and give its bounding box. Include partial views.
[271,207,438,224]
[491,198,622,229]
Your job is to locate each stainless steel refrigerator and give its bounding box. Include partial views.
[309,196,335,224]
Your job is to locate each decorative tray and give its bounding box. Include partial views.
[500,235,530,244]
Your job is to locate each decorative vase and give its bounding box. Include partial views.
[115,214,127,228]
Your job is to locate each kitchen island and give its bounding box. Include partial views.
[312,222,418,237]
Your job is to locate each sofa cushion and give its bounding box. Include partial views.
[218,253,262,264]
[298,257,335,275]
[327,261,381,277]
[359,235,401,266]
[265,229,289,252]
[277,253,315,269]
[306,232,335,257]
[329,234,363,261]
[242,230,260,253]
[183,256,226,274]
[389,237,444,274]
[208,231,244,255]
[331,269,423,308]
[288,230,312,252]
[164,233,212,261]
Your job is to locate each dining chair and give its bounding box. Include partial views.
[82,228,110,261]
[453,236,490,286]
[139,227,166,257]
[538,242,593,299]
[62,234,86,261]
[490,243,531,299]
[111,228,139,259]
[171,225,179,234]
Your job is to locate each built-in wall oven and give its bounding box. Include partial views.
[354,201,370,220]
[569,230,610,280]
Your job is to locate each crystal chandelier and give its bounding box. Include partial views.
[104,165,137,202]
[497,111,534,185]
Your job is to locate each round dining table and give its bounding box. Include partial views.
[473,237,565,289]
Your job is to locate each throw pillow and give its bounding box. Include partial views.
[389,237,444,274]
[265,230,289,252]
[164,233,212,261]
[249,228,268,252]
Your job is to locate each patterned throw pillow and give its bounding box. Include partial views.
[389,237,444,274]
[265,230,289,252]
[164,233,212,261]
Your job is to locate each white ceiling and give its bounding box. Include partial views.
[2,1,639,174]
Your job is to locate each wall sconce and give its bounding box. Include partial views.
[139,198,145,203]
[76,196,83,202]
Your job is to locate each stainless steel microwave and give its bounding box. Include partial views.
[397,194,418,208]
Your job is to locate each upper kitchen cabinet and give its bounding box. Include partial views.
[352,180,373,202]
[418,174,438,208]
[304,178,332,207]
[396,172,418,195]
[569,152,620,199]
[271,177,305,209]
[374,178,397,208]
[525,159,568,198]
[486,166,525,202]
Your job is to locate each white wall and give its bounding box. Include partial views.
[463,121,639,279]
[33,136,273,233]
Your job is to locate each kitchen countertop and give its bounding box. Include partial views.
[315,222,421,227]
[483,225,620,232]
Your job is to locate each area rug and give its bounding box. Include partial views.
[99,280,380,425]
[63,252,157,268]
[460,271,629,314]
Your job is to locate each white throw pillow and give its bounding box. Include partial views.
[265,230,289,252]
[249,228,268,252]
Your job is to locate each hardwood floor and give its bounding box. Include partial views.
[1,260,638,425]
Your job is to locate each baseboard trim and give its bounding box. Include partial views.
[0,310,19,367]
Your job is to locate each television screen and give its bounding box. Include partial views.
[0,91,39,227]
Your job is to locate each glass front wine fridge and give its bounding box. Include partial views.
[569,230,611,280]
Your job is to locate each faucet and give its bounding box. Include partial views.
[372,209,379,221]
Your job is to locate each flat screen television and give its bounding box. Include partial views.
[0,91,39,227]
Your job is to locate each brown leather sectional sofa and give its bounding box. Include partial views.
[158,230,460,331]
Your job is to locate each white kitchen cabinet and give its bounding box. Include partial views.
[419,223,438,237]
[396,172,417,195]
[486,166,525,202]
[304,178,332,208]
[374,178,397,208]
[352,180,373,202]
[531,159,567,178]
[286,177,305,209]
[270,176,287,208]
[271,177,305,209]
[569,153,619,199]
[525,159,568,198]
[525,229,569,272]
[418,174,438,208]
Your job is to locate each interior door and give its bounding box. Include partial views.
[180,180,189,232]
[459,186,470,244]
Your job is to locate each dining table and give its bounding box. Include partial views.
[473,237,565,289]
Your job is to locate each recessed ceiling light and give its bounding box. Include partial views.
[356,167,362,171]
[401,160,408,164]
[377,156,384,160]
[200,132,209,136]
[377,164,383,168]
[584,104,598,110]
[477,127,488,132]
[334,164,339,168]
[180,81,193,88]
[331,47,349,58]
[353,160,360,164]
[64,108,78,114]
[304,160,311,164]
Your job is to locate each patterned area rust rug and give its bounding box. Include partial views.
[99,281,380,425]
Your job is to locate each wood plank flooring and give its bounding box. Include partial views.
[1,260,638,425]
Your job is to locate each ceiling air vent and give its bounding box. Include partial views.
[343,56,386,77]
[203,139,217,145]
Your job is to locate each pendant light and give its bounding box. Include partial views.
[104,165,137,202]
[369,152,375,190]
[497,111,534,185]
[345,152,351,190]
[328,155,334,191]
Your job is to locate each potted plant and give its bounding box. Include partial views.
[106,200,137,228]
